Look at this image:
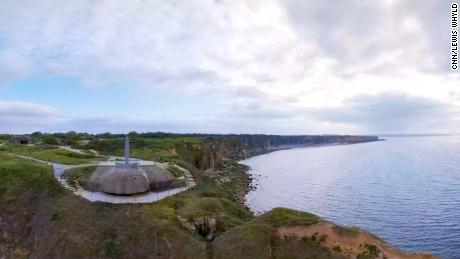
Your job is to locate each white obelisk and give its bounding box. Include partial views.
[124,135,129,167]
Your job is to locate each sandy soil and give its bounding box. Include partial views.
[275,220,437,259]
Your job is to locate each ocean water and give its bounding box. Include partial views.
[241,136,460,258]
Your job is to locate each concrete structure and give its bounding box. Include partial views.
[13,135,32,145]
[16,153,196,204]
[86,136,181,195]
[90,136,146,195]
[100,167,150,194]
[124,136,129,166]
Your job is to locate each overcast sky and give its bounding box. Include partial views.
[0,0,459,134]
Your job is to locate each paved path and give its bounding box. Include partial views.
[15,153,197,204]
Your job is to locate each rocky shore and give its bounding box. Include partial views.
[203,137,382,211]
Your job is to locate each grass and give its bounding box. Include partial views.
[212,208,325,259]
[332,225,387,243]
[271,234,347,259]
[215,161,250,194]
[2,144,103,165]
[176,197,249,228]
[0,151,208,258]
[357,243,381,259]
[143,173,252,232]
[0,152,63,203]
[212,224,274,259]
[167,164,185,177]
[62,166,98,189]
[255,207,319,227]
[333,225,361,237]
[82,136,204,161]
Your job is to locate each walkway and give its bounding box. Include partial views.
[176,165,196,188]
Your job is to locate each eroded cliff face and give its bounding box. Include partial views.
[176,135,379,170]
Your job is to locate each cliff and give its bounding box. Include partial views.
[180,134,379,169]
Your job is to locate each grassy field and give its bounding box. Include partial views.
[0,152,62,204]
[82,136,204,162]
[0,152,214,258]
[0,144,104,165]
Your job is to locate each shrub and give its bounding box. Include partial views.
[256,208,319,227]
[43,136,59,145]
[319,234,327,242]
[332,245,342,252]
[357,243,380,259]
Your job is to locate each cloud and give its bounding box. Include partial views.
[0,0,313,92]
[282,0,452,76]
[0,101,60,133]
[61,116,204,134]
[0,101,58,117]
[0,0,458,134]
[0,0,454,87]
[1,93,455,135]
[310,92,457,133]
[0,50,33,85]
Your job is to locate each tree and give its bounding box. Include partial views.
[128,131,139,138]
[65,131,79,145]
[42,136,59,145]
[31,131,42,138]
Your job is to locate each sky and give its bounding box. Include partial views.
[0,0,459,134]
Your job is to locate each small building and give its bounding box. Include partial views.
[13,135,32,145]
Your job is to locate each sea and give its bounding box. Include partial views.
[241,136,460,258]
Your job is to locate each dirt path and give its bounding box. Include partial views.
[58,145,88,155]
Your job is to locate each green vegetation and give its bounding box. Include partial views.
[0,152,209,257]
[42,136,59,145]
[213,224,273,259]
[0,153,62,203]
[26,149,100,165]
[83,136,204,162]
[271,234,347,259]
[333,225,361,237]
[333,225,387,244]
[213,208,338,259]
[214,161,251,204]
[1,144,103,165]
[0,144,250,257]
[167,164,184,177]
[255,207,319,227]
[62,166,98,189]
[319,234,328,242]
[333,245,342,252]
[357,243,381,259]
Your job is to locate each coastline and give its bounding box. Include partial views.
[245,139,384,158]
[234,139,383,212]
[232,139,439,258]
